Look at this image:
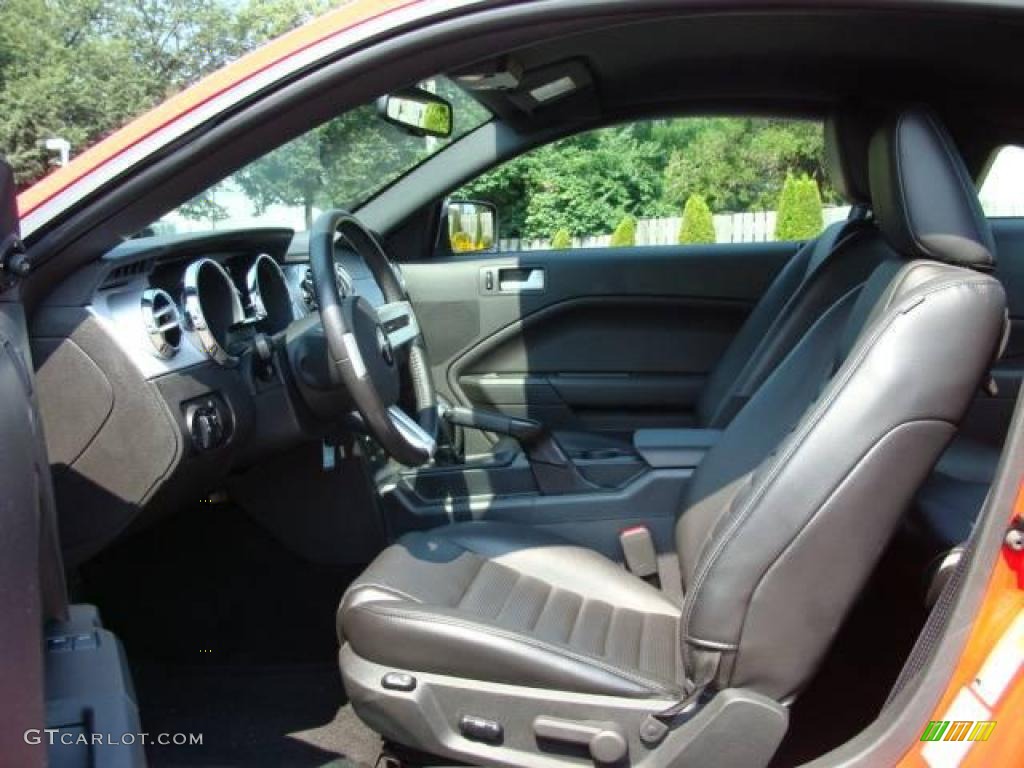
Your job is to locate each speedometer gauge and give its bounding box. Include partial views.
[181,258,246,367]
[246,254,294,334]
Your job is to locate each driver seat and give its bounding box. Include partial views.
[337,107,1007,767]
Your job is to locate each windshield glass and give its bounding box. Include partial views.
[148,78,489,235]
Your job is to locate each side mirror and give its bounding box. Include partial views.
[447,200,497,253]
[377,88,453,138]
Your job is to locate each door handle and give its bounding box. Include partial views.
[497,266,545,293]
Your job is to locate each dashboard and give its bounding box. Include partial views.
[31,227,389,565]
[86,228,379,378]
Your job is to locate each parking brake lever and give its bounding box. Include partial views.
[443,406,597,495]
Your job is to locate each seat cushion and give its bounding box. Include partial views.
[338,521,683,698]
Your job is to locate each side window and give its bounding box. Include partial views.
[451,117,848,252]
[979,146,1024,217]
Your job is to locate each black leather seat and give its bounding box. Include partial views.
[338,108,1007,766]
[535,110,880,462]
[340,522,684,698]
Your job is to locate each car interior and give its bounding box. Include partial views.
[5,4,1024,768]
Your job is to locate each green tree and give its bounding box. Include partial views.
[774,174,824,240]
[460,124,670,240]
[0,0,339,189]
[460,117,835,241]
[678,194,716,244]
[610,214,637,247]
[230,77,486,229]
[177,193,229,228]
[662,118,832,214]
[551,228,572,249]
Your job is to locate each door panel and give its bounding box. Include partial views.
[403,242,797,440]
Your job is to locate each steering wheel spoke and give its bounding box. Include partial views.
[376,300,420,350]
[296,209,437,467]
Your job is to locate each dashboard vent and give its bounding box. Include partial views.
[140,289,182,359]
[102,259,152,289]
[301,264,352,311]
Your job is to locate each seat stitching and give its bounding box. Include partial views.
[685,275,998,631]
[360,603,680,694]
[683,276,1000,642]
[685,275,997,630]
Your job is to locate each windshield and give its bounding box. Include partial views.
[148,78,489,235]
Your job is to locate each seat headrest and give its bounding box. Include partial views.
[869,107,995,270]
[824,110,873,205]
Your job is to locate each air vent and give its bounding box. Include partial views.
[301,264,352,311]
[102,259,152,289]
[140,289,182,359]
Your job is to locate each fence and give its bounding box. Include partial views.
[498,206,851,252]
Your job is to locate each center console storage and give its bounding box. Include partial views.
[633,428,723,468]
[376,409,725,556]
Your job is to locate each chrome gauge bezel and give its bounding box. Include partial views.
[181,258,246,367]
[246,253,293,326]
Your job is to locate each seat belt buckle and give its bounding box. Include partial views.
[620,526,658,579]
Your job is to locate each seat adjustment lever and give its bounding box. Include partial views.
[533,716,627,765]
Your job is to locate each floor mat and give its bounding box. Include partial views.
[134,663,380,767]
[77,501,380,767]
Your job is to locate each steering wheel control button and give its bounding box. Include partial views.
[459,715,503,744]
[376,326,394,366]
[381,672,416,692]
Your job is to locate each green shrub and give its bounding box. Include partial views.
[678,195,716,244]
[774,174,824,241]
[610,214,637,247]
[551,228,573,249]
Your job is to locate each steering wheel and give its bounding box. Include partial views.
[304,210,437,466]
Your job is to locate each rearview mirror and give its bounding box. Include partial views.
[447,200,497,253]
[378,88,453,138]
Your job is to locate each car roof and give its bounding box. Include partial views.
[465,8,1024,171]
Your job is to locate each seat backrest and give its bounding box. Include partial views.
[0,159,67,765]
[696,111,879,428]
[675,107,1007,701]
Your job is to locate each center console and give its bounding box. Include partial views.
[376,407,722,557]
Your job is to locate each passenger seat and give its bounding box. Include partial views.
[908,132,1010,555]
[549,109,884,459]
[695,109,880,427]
